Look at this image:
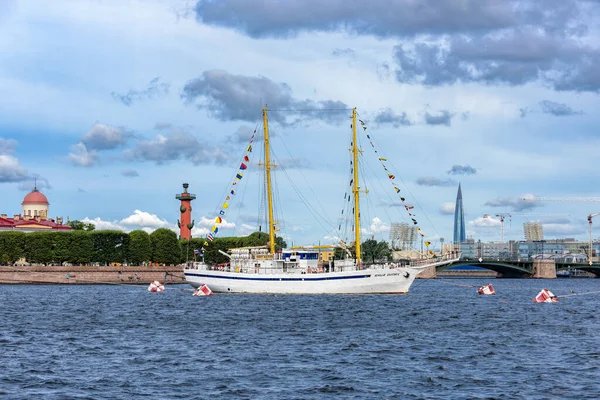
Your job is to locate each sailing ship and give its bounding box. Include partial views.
[184,108,459,294]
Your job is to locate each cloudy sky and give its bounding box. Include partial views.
[2,0,600,247]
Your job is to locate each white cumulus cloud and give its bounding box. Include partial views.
[120,209,171,228]
[67,143,98,167]
[440,202,455,215]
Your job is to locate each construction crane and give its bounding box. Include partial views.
[526,198,600,260]
[588,213,600,265]
[483,213,570,242]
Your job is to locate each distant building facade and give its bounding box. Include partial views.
[517,238,595,260]
[453,183,466,244]
[0,187,71,232]
[458,238,598,262]
[523,222,544,241]
[459,239,517,260]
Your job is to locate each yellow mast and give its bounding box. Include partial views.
[351,108,361,265]
[263,107,277,255]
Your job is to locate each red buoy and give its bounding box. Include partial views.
[193,284,214,296]
[533,288,558,303]
[477,283,496,295]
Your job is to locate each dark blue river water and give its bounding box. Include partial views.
[1,278,599,399]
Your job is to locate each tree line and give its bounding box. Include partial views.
[0,228,392,266]
[0,230,287,266]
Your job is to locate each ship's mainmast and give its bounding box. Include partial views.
[263,107,277,255]
[351,108,361,265]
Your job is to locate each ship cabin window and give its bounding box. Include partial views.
[282,252,318,260]
[298,252,319,260]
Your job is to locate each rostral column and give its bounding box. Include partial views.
[176,183,196,239]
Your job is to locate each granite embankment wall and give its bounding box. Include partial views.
[0,265,498,284]
[0,265,186,284]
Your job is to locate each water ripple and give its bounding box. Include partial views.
[1,279,600,399]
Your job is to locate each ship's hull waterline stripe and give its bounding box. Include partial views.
[185,273,372,282]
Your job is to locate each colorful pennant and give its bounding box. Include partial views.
[206,131,255,243]
[358,115,431,242]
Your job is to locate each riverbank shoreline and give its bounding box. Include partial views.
[0,265,186,284]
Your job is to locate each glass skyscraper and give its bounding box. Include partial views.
[453,183,466,244]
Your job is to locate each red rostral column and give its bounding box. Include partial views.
[176,183,196,239]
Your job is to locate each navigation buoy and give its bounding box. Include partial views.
[193,284,213,296]
[477,284,496,295]
[533,288,558,303]
[147,280,165,292]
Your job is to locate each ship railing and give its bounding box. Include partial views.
[410,253,461,267]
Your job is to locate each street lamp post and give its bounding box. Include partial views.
[533,240,546,259]
[541,240,546,259]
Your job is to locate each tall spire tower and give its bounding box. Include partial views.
[453,183,466,244]
[176,183,196,240]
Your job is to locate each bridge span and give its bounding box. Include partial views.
[418,258,600,279]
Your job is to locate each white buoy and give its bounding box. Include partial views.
[533,288,558,303]
[193,284,214,296]
[147,280,165,292]
[477,283,496,295]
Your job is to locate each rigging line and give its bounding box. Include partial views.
[405,275,430,292]
[354,114,412,221]
[271,166,286,236]
[210,122,261,233]
[269,126,333,225]
[358,154,385,242]
[342,126,358,243]
[355,132,411,229]
[257,139,267,232]
[233,156,252,237]
[556,290,600,298]
[359,151,397,244]
[271,148,338,235]
[358,144,403,225]
[356,111,441,239]
[265,134,336,233]
[338,130,353,242]
[232,128,259,237]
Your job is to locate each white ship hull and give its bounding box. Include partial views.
[184,258,457,294]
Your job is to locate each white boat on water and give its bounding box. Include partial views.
[184,108,459,294]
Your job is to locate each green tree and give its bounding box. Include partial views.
[90,231,130,265]
[24,232,53,264]
[50,232,71,264]
[178,237,208,263]
[128,230,152,265]
[0,231,26,263]
[69,231,94,265]
[242,231,287,250]
[361,239,391,264]
[68,220,95,231]
[197,232,289,265]
[243,231,268,247]
[149,228,180,265]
